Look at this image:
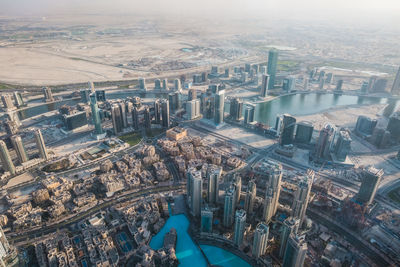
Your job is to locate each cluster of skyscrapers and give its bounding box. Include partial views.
[187,156,315,265]
[0,129,48,176]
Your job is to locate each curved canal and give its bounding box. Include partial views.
[18,91,399,124]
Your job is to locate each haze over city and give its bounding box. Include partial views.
[0,0,399,267]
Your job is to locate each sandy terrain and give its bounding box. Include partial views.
[294,103,386,131]
[4,172,34,189]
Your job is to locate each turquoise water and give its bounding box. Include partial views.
[149,214,251,267]
[149,214,207,267]
[200,245,251,267]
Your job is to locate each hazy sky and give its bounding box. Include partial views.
[1,0,400,26]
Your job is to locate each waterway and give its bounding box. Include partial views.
[17,91,399,125]
[253,93,399,126]
[149,214,250,267]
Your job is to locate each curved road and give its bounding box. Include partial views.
[9,184,184,244]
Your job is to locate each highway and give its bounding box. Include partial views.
[9,184,184,244]
[307,209,395,267]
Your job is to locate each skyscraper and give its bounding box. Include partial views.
[279,217,300,258]
[260,74,270,97]
[292,170,315,226]
[201,207,213,233]
[356,166,383,206]
[42,87,54,102]
[267,49,278,89]
[325,73,334,83]
[315,123,336,160]
[80,89,91,103]
[174,78,181,91]
[161,99,170,128]
[111,104,123,134]
[294,121,314,144]
[119,102,128,128]
[90,93,103,135]
[144,106,151,129]
[162,78,169,91]
[335,80,343,92]
[244,105,255,124]
[223,184,236,227]
[0,140,16,175]
[244,180,256,216]
[132,107,139,130]
[252,223,269,258]
[283,77,296,91]
[265,160,282,216]
[95,90,106,102]
[334,130,352,161]
[11,135,28,163]
[283,235,308,267]
[263,188,274,223]
[391,66,400,95]
[214,90,225,125]
[229,98,243,121]
[233,209,246,247]
[188,89,197,101]
[88,81,95,93]
[154,79,161,90]
[0,225,11,263]
[1,95,15,110]
[279,114,296,146]
[233,174,242,205]
[139,78,147,90]
[189,169,202,217]
[34,129,49,161]
[154,99,161,124]
[185,99,201,120]
[13,92,24,107]
[207,166,221,204]
[360,81,369,94]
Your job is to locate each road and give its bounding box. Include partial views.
[307,209,396,267]
[9,184,184,244]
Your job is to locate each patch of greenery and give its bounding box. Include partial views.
[278,60,300,71]
[145,128,165,138]
[69,57,85,61]
[119,132,142,146]
[388,189,400,204]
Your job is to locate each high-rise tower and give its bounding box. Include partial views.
[111,104,123,134]
[0,140,16,175]
[11,135,28,163]
[267,49,279,89]
[356,166,383,206]
[188,169,202,217]
[233,209,246,247]
[161,99,170,128]
[279,217,300,258]
[214,90,225,125]
[252,223,269,258]
[207,166,221,204]
[292,170,314,226]
[244,180,256,216]
[34,129,49,160]
[391,66,400,95]
[260,74,270,97]
[223,184,236,227]
[283,235,308,267]
[90,93,103,135]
